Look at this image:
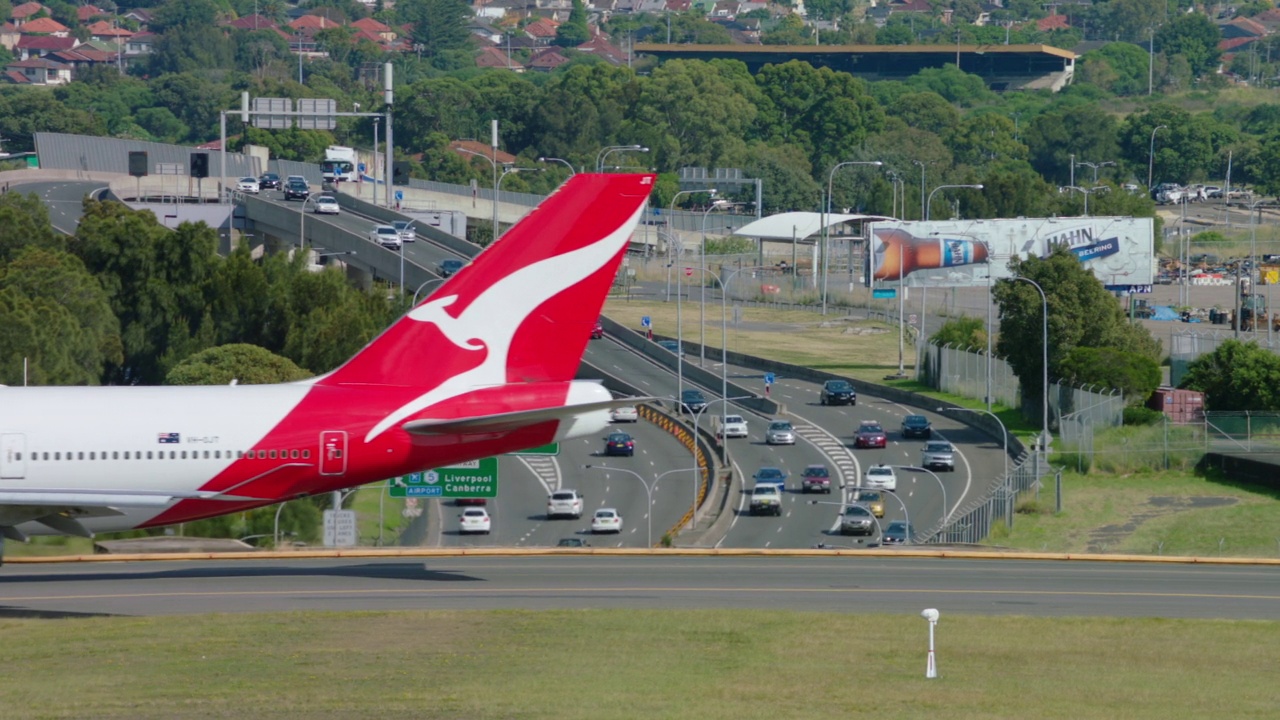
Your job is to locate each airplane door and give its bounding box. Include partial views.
[0,434,26,479]
[319,431,347,476]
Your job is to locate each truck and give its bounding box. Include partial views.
[321,146,357,183]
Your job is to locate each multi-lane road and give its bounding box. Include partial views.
[16,176,1010,550]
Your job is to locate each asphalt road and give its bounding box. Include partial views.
[13,180,104,234]
[1,556,1275,620]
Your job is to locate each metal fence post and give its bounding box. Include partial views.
[1055,469,1062,513]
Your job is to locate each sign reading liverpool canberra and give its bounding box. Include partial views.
[867,217,1155,294]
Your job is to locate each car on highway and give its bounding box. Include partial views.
[603,431,635,457]
[590,318,604,339]
[590,508,623,534]
[749,484,783,516]
[283,178,310,201]
[864,464,897,491]
[437,258,465,277]
[765,420,796,445]
[853,489,885,518]
[656,339,681,354]
[679,389,708,414]
[800,464,831,494]
[840,504,875,536]
[820,379,856,406]
[900,414,932,439]
[458,507,491,535]
[237,177,260,194]
[258,172,281,189]
[883,520,914,545]
[853,420,887,449]
[921,440,956,472]
[369,224,402,249]
[610,405,638,423]
[557,537,589,547]
[392,220,416,243]
[717,414,749,439]
[752,466,787,492]
[547,489,585,519]
[313,195,340,214]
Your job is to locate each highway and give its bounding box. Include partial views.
[15,176,1012,551]
[1,556,1275,619]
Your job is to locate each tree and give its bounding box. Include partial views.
[1154,12,1222,78]
[0,90,106,152]
[1058,347,1160,405]
[888,92,960,136]
[166,343,313,385]
[554,0,591,47]
[994,245,1160,418]
[1180,339,1280,411]
[0,191,62,263]
[1077,42,1150,96]
[396,0,471,58]
[633,59,761,172]
[930,317,987,350]
[1022,104,1120,186]
[944,113,1026,167]
[754,60,884,173]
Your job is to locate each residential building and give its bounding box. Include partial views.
[76,5,106,24]
[19,16,70,36]
[449,140,517,165]
[527,45,570,70]
[0,22,19,51]
[17,34,77,60]
[352,17,397,43]
[5,57,72,84]
[524,17,560,45]
[84,20,132,44]
[9,2,47,27]
[476,45,524,71]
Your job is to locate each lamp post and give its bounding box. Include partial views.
[596,144,648,172]
[299,193,317,244]
[1012,276,1050,456]
[822,160,884,316]
[584,465,696,547]
[456,147,499,241]
[911,160,929,220]
[1075,160,1115,184]
[537,156,576,175]
[688,396,752,527]
[691,264,770,426]
[699,199,732,364]
[894,465,949,532]
[1148,125,1168,189]
[939,407,1007,482]
[926,184,984,221]
[396,218,421,294]
[669,188,715,408]
[412,277,445,305]
[1063,186,1107,217]
[496,166,541,240]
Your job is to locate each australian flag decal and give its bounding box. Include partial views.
[158,433,181,444]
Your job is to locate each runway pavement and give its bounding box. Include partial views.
[1,555,1275,620]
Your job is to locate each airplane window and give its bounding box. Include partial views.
[78,452,84,460]
[43,452,49,461]
[90,452,96,460]
[113,451,118,460]
[269,450,277,460]
[123,451,129,459]
[147,451,153,459]
[203,450,209,459]
[257,450,266,459]
[302,450,311,459]
[54,452,60,460]
[169,451,176,459]
[15,452,20,461]
[290,449,299,459]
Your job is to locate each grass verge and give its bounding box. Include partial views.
[1,609,1275,719]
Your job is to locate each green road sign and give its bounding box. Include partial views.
[872,288,897,299]
[510,443,559,456]
[388,457,499,498]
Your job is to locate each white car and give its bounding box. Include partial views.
[547,489,584,519]
[590,508,622,534]
[717,414,749,439]
[458,507,491,534]
[313,195,340,214]
[393,220,416,242]
[610,406,639,423]
[236,177,259,194]
[765,420,795,445]
[864,464,898,492]
[369,224,401,249]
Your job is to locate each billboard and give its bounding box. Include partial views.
[867,217,1155,294]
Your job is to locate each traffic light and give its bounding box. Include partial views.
[190,152,209,179]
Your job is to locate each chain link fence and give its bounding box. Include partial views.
[1169,330,1280,386]
[922,452,1059,545]
[1056,411,1280,473]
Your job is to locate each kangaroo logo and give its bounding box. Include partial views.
[365,202,645,442]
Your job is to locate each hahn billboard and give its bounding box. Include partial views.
[867,217,1155,294]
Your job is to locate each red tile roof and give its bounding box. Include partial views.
[76,5,105,22]
[288,15,343,31]
[20,16,69,34]
[476,45,521,69]
[50,47,115,63]
[1037,13,1070,31]
[11,2,46,21]
[351,17,392,34]
[227,15,278,31]
[8,56,70,69]
[1227,17,1268,37]
[1219,36,1256,52]
[450,139,517,164]
[4,69,31,83]
[85,20,131,37]
[17,35,76,50]
[576,33,625,65]
[524,17,559,38]
[528,46,569,69]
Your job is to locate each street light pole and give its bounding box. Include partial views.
[537,156,576,175]
[689,396,752,527]
[699,199,731,364]
[495,166,541,241]
[941,407,1008,482]
[823,160,883,315]
[912,160,928,220]
[456,147,499,242]
[670,188,715,407]
[585,465,697,547]
[897,465,949,529]
[412,277,445,305]
[926,184,984,221]
[1148,124,1168,189]
[1075,160,1115,184]
[596,144,648,172]
[1012,276,1050,456]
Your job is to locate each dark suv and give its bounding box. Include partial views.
[679,389,708,414]
[283,179,310,201]
[901,414,932,439]
[258,172,280,189]
[820,379,856,406]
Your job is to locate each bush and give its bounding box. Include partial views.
[1124,406,1165,426]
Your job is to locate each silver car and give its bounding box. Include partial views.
[921,441,955,472]
[840,504,875,536]
[765,420,795,445]
[392,220,416,243]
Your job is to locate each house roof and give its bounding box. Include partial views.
[50,47,115,63]
[351,17,392,34]
[1218,36,1256,52]
[124,9,153,23]
[352,28,383,44]
[85,20,131,37]
[77,5,105,23]
[10,2,46,20]
[4,69,30,83]
[129,31,157,43]
[576,33,625,64]
[17,35,76,50]
[288,15,343,31]
[1226,17,1268,37]
[528,46,570,68]
[20,16,69,34]
[1037,13,1070,31]
[524,17,560,37]
[8,56,70,69]
[227,15,279,31]
[476,45,521,69]
[450,139,517,164]
[0,22,17,33]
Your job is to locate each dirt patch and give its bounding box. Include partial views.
[1087,496,1238,552]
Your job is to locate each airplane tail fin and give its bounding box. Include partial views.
[318,173,654,389]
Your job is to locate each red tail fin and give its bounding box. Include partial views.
[319,173,653,389]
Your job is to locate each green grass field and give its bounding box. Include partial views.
[2,610,1275,719]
